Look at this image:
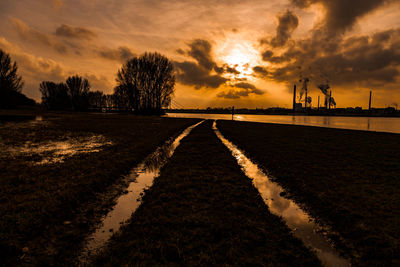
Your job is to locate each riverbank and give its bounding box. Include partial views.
[0,111,199,265]
[217,120,400,266]
[93,120,321,266]
[166,113,400,134]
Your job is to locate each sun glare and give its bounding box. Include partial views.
[217,37,260,79]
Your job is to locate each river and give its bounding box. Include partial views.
[166,113,400,134]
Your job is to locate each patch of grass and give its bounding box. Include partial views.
[218,120,400,266]
[93,120,321,266]
[0,111,199,265]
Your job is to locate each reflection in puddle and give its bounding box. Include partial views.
[0,115,45,128]
[213,121,350,267]
[79,121,204,262]
[5,135,112,164]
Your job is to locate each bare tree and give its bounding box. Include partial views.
[66,75,90,111]
[39,81,70,110]
[115,52,175,114]
[88,91,106,110]
[0,49,25,108]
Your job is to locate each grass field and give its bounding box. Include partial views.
[93,120,321,266]
[217,120,400,266]
[0,110,199,265]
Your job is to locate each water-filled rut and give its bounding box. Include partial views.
[213,121,350,267]
[90,120,321,266]
[79,120,204,262]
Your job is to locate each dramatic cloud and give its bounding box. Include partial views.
[218,82,264,99]
[12,18,68,54]
[271,10,299,47]
[55,24,97,40]
[253,66,268,76]
[174,39,258,91]
[174,61,228,89]
[98,46,135,62]
[290,0,391,35]
[186,39,216,71]
[174,39,230,89]
[0,37,113,99]
[261,28,400,89]
[1,0,399,107]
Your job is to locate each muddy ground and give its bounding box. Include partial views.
[218,120,400,266]
[93,120,321,266]
[0,110,199,265]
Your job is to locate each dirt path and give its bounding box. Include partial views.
[92,120,321,266]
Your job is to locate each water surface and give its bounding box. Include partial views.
[213,121,350,267]
[167,113,400,134]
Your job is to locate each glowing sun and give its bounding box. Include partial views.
[217,37,260,78]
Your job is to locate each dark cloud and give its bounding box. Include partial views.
[174,39,241,90]
[214,64,241,75]
[253,66,268,76]
[225,65,241,75]
[98,46,135,62]
[290,0,391,35]
[176,48,185,55]
[262,28,400,89]
[218,82,264,99]
[271,10,299,47]
[217,90,243,99]
[261,50,291,63]
[12,18,68,54]
[233,82,257,90]
[186,39,216,71]
[174,39,255,90]
[55,24,97,40]
[174,61,228,89]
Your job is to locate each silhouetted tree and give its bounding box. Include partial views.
[104,94,116,111]
[39,81,70,110]
[0,49,25,108]
[88,91,105,110]
[113,85,130,110]
[66,75,90,111]
[115,52,175,114]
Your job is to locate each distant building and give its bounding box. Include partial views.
[295,103,302,111]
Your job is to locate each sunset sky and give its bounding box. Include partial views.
[1,0,399,108]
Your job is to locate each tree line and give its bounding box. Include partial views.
[0,49,35,108]
[1,49,175,114]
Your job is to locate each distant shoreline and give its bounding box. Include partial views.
[166,109,400,118]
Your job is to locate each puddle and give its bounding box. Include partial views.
[213,121,350,267]
[4,134,112,164]
[79,120,204,262]
[0,115,43,123]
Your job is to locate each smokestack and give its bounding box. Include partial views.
[293,84,296,111]
[329,90,332,110]
[318,95,320,110]
[305,87,308,109]
[369,91,372,111]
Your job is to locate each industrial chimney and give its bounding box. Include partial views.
[293,84,297,112]
[329,90,332,110]
[369,91,372,111]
